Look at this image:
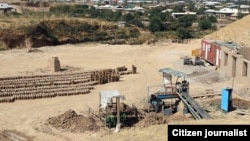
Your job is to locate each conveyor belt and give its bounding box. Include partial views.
[176,91,211,120]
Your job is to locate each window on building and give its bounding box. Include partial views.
[243,61,248,77]
[224,53,228,66]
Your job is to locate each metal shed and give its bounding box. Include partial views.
[200,39,240,67]
[99,90,125,109]
[159,68,187,77]
[159,67,187,84]
[200,39,222,66]
[159,67,188,92]
[99,90,126,129]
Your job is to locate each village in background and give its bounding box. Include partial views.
[0,0,250,141]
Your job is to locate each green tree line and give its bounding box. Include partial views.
[48,4,218,39]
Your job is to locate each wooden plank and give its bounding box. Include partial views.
[193,93,221,99]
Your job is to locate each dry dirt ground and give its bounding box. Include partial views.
[0,39,250,141]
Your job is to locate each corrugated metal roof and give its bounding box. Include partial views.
[99,90,125,108]
[215,41,240,50]
[203,40,240,50]
[159,68,187,78]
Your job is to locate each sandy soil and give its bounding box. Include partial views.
[204,15,250,47]
[0,39,250,141]
[0,1,250,140]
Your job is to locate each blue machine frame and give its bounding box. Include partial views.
[147,68,188,114]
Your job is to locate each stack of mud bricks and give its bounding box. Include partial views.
[52,57,61,72]
[90,69,120,84]
[132,65,137,74]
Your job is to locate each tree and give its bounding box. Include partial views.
[196,7,206,15]
[99,9,121,22]
[173,5,185,12]
[125,19,144,28]
[134,11,143,19]
[208,16,217,23]
[89,6,99,18]
[149,16,164,33]
[148,5,166,18]
[176,27,192,39]
[160,11,173,22]
[123,13,134,22]
[177,15,196,28]
[199,19,212,30]
[168,20,181,31]
[187,1,195,12]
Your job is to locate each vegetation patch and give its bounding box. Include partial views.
[0,19,141,49]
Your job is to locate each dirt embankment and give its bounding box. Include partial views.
[0,20,141,49]
[204,15,250,47]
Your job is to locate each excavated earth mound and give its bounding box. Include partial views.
[47,109,101,133]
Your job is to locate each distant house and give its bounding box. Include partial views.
[0,3,15,14]
[166,1,187,7]
[161,9,173,13]
[204,9,217,16]
[75,0,88,3]
[125,6,145,13]
[95,4,144,13]
[195,1,222,9]
[202,1,222,9]
[204,4,249,20]
[171,12,197,19]
[225,2,237,8]
[96,4,114,9]
[239,5,250,14]
[216,8,238,19]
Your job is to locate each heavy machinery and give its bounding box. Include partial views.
[99,90,126,129]
[183,49,205,66]
[99,90,142,129]
[146,68,189,115]
[193,56,204,66]
[183,56,193,65]
[146,67,211,120]
[192,49,205,66]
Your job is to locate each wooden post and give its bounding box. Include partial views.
[99,92,101,120]
[116,97,120,125]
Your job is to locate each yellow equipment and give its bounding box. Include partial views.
[191,48,201,57]
[191,49,204,66]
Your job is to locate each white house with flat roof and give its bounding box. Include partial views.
[0,3,15,14]
[171,11,197,19]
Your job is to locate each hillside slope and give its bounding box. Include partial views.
[203,15,250,47]
[0,19,141,49]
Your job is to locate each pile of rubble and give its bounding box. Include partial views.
[47,109,102,133]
